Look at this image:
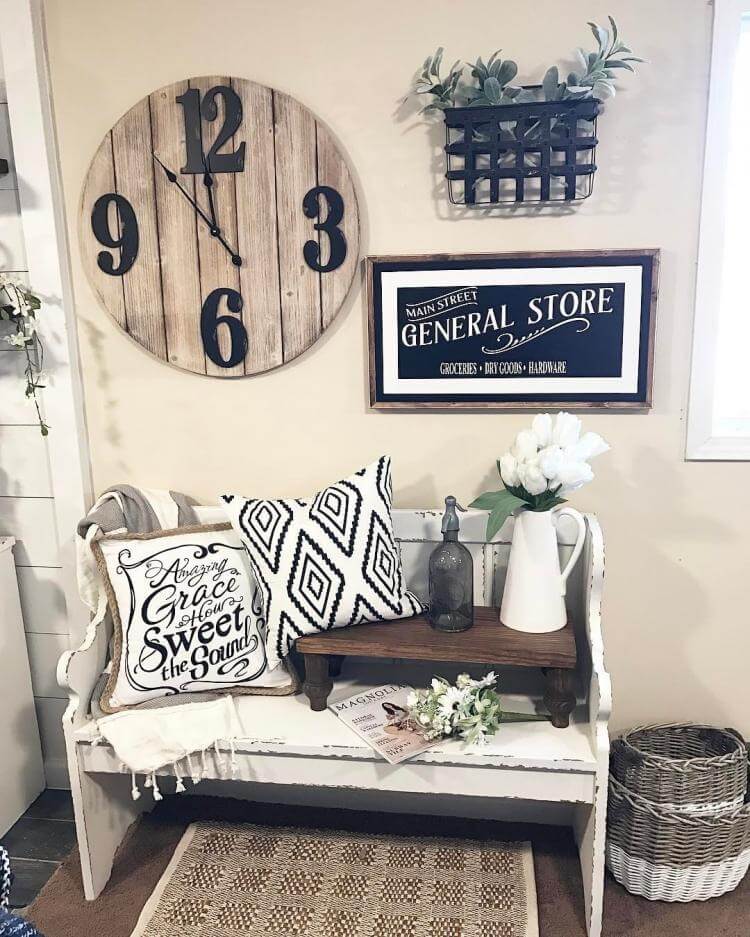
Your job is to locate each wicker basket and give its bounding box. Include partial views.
[607,776,750,901]
[610,724,747,816]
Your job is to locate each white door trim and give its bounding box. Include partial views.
[0,0,93,644]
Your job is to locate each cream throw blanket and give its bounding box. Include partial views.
[95,695,244,801]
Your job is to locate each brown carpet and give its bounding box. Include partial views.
[23,796,750,937]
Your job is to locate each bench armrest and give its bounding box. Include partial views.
[57,610,110,728]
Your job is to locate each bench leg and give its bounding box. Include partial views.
[302,654,333,711]
[542,668,575,728]
[66,715,145,901]
[574,796,606,937]
[72,760,144,899]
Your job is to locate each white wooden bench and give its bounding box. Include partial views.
[58,509,610,937]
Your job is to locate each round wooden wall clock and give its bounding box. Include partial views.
[79,76,360,376]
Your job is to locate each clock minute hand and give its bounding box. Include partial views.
[152,153,242,267]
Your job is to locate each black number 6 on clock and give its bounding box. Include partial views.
[201,288,248,369]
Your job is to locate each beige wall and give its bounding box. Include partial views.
[44,0,750,734]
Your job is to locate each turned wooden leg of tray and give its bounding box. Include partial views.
[542,667,576,728]
[302,654,333,711]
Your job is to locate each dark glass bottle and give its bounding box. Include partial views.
[428,496,474,633]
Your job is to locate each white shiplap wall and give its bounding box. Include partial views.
[0,44,69,787]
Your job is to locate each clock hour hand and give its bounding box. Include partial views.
[152,153,242,267]
[202,156,219,233]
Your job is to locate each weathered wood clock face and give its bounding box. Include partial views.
[79,77,360,377]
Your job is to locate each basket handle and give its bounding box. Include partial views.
[613,724,747,770]
[608,775,750,826]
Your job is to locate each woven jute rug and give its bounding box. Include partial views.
[130,820,538,937]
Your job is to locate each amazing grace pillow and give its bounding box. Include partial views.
[93,523,295,713]
[221,456,424,670]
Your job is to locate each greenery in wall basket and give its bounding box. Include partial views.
[410,16,643,112]
[0,274,49,435]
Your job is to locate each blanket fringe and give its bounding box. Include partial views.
[186,752,200,784]
[115,740,243,801]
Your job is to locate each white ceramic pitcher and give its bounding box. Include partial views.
[500,506,586,633]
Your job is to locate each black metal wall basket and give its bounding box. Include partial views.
[443,96,601,206]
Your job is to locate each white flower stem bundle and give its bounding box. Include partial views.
[406,672,547,747]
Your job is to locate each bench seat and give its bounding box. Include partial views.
[75,664,598,804]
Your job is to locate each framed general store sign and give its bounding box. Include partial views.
[367,250,658,409]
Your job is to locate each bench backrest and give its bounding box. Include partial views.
[62,507,608,734]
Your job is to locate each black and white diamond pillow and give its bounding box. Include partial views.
[221,456,424,668]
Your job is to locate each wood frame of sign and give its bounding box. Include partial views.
[366,250,659,410]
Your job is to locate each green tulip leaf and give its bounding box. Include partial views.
[469,490,505,510]
[484,490,527,540]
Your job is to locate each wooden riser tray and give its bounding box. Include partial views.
[296,606,577,727]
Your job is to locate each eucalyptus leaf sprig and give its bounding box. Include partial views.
[465,52,535,107]
[408,16,642,113]
[0,274,49,436]
[411,47,464,112]
[542,16,645,103]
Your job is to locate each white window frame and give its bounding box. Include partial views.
[687,0,750,459]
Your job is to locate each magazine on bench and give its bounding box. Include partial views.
[328,684,437,764]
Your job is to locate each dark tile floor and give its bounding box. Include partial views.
[1,789,75,909]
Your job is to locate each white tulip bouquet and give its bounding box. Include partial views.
[470,412,609,539]
[406,672,547,746]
